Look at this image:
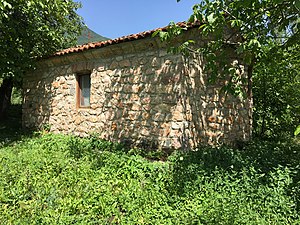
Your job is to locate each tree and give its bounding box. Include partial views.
[0,0,83,119]
[158,0,299,137]
[253,44,300,137]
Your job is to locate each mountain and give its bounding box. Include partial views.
[77,27,109,45]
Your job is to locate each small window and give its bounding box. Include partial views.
[77,73,91,107]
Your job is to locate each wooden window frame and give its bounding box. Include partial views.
[76,72,91,108]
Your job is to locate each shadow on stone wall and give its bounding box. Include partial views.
[94,53,250,150]
[23,66,68,132]
[22,67,53,129]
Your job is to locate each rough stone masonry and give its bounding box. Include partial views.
[23,27,252,149]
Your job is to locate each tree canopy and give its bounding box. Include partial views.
[0,0,83,119]
[0,0,83,81]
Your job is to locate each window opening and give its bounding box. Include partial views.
[77,73,91,107]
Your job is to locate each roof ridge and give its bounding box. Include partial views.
[55,21,201,57]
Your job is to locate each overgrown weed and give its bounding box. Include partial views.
[0,133,299,224]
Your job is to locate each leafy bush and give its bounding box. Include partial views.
[0,133,299,224]
[10,87,22,105]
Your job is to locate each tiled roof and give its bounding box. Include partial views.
[55,21,200,57]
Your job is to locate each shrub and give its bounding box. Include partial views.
[0,133,299,224]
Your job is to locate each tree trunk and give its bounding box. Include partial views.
[0,77,13,121]
[260,74,267,138]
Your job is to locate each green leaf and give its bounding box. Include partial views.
[3,1,12,9]
[295,125,300,136]
[248,39,261,48]
[273,0,285,3]
[207,13,216,23]
[295,0,300,9]
[151,30,160,38]
[231,19,242,27]
[159,31,169,41]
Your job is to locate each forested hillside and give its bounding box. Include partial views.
[77,27,109,45]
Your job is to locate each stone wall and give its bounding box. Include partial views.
[23,28,252,149]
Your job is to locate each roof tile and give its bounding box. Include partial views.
[54,21,200,57]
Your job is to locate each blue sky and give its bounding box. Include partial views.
[75,0,198,39]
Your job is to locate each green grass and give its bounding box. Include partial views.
[0,130,299,224]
